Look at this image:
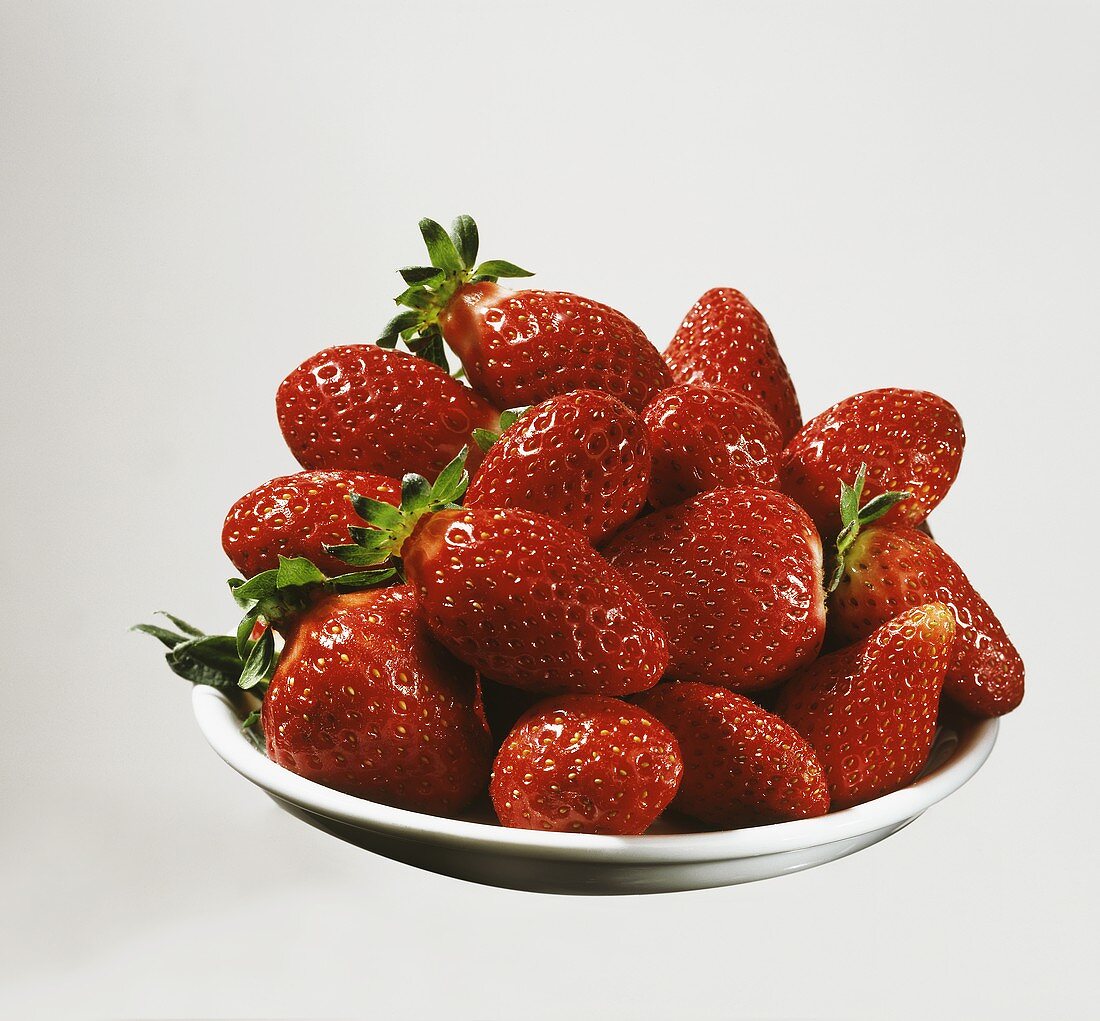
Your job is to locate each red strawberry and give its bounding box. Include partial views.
[262,586,491,814]
[222,470,399,578]
[379,216,672,411]
[635,682,829,828]
[775,603,955,810]
[332,453,670,695]
[138,570,491,817]
[490,694,683,834]
[603,488,825,691]
[642,383,783,509]
[465,390,651,543]
[663,288,802,442]
[779,388,965,538]
[277,344,500,480]
[830,524,1024,717]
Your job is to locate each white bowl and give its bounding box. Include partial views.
[192,685,998,896]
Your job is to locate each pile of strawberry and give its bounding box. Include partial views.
[141,215,1023,836]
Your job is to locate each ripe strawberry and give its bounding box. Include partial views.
[642,383,783,509]
[775,603,955,810]
[663,288,802,442]
[138,564,490,816]
[277,344,500,480]
[603,488,825,691]
[635,682,829,828]
[378,215,672,411]
[779,387,965,538]
[222,470,399,578]
[490,694,683,834]
[465,390,651,543]
[830,524,1024,717]
[262,585,491,814]
[330,452,670,695]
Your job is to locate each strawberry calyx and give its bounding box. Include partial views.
[325,448,471,568]
[471,407,526,453]
[377,214,533,371]
[135,557,395,700]
[826,464,912,593]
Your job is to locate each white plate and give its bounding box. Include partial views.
[193,685,998,895]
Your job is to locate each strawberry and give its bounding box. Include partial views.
[330,452,670,695]
[138,562,491,816]
[378,215,672,411]
[663,287,802,442]
[642,383,783,509]
[465,390,651,543]
[603,488,826,691]
[261,585,491,815]
[277,344,500,481]
[775,603,955,810]
[490,694,683,834]
[635,682,829,828]
[222,470,399,578]
[779,387,965,538]
[830,531,1023,718]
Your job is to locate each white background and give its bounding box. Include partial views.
[2,2,1097,1018]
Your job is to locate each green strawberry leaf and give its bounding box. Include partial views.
[349,494,403,531]
[429,447,469,505]
[330,567,397,591]
[419,217,464,272]
[451,215,479,269]
[399,265,445,286]
[472,428,500,453]
[325,542,386,567]
[236,613,259,659]
[378,309,421,346]
[238,627,275,690]
[275,556,327,590]
[472,259,534,280]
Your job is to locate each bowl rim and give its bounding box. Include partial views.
[193,685,998,864]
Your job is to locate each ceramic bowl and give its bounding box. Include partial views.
[192,685,998,896]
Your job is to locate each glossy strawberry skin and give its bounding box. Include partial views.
[402,507,669,696]
[262,586,492,816]
[222,470,399,578]
[663,288,802,442]
[829,525,1024,717]
[635,682,829,828]
[277,344,499,480]
[465,390,651,543]
[438,282,672,412]
[604,488,825,691]
[642,384,783,509]
[775,603,954,810]
[490,694,682,835]
[779,388,964,538]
